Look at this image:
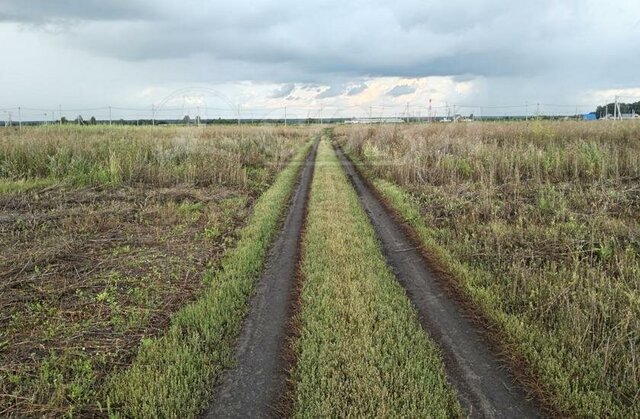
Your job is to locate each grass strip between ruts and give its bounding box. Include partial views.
[292,138,461,417]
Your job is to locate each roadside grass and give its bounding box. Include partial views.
[336,121,640,417]
[106,141,313,418]
[292,138,461,417]
[0,125,312,417]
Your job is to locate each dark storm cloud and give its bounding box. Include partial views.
[1,0,639,106]
[387,85,416,97]
[6,0,640,84]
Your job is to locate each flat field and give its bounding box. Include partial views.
[0,125,308,416]
[2,121,638,418]
[336,121,640,417]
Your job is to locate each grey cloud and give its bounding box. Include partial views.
[13,0,639,86]
[387,85,417,97]
[0,0,155,24]
[347,83,368,96]
[269,83,295,98]
[316,85,344,99]
[1,0,640,109]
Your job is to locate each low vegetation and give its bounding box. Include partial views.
[336,121,640,417]
[107,138,313,418]
[292,138,461,417]
[0,125,310,417]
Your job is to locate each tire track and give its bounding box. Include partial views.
[204,139,318,419]
[333,142,541,419]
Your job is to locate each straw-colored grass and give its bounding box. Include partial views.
[337,121,640,417]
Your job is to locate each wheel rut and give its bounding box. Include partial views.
[204,140,318,419]
[333,143,542,419]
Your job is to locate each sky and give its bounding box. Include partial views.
[1,0,640,120]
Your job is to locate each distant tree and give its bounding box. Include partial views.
[90,116,97,125]
[182,115,191,125]
[60,116,68,124]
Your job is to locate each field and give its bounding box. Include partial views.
[0,125,309,416]
[336,121,640,417]
[1,121,638,417]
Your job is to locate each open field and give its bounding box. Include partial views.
[0,125,309,416]
[2,121,638,418]
[336,121,640,417]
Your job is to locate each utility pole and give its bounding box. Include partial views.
[59,105,62,125]
[197,106,201,127]
[151,105,155,126]
[237,105,241,126]
[536,103,540,120]
[18,107,21,129]
[109,106,112,125]
[320,104,324,125]
[284,106,287,127]
[525,102,528,121]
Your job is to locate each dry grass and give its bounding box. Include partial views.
[0,125,308,417]
[337,121,640,417]
[0,125,307,190]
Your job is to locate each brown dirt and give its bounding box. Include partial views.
[0,184,251,417]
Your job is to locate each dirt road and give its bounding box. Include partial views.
[204,140,318,418]
[334,143,541,418]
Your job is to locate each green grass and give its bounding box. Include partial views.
[337,121,640,417]
[0,177,58,193]
[292,138,461,417]
[106,140,313,418]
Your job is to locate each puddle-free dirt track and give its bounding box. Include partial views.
[204,140,318,418]
[206,137,541,418]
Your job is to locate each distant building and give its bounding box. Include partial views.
[582,112,597,121]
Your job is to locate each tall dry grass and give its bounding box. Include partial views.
[0,125,310,189]
[337,121,640,417]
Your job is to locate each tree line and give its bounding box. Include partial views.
[595,101,640,117]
